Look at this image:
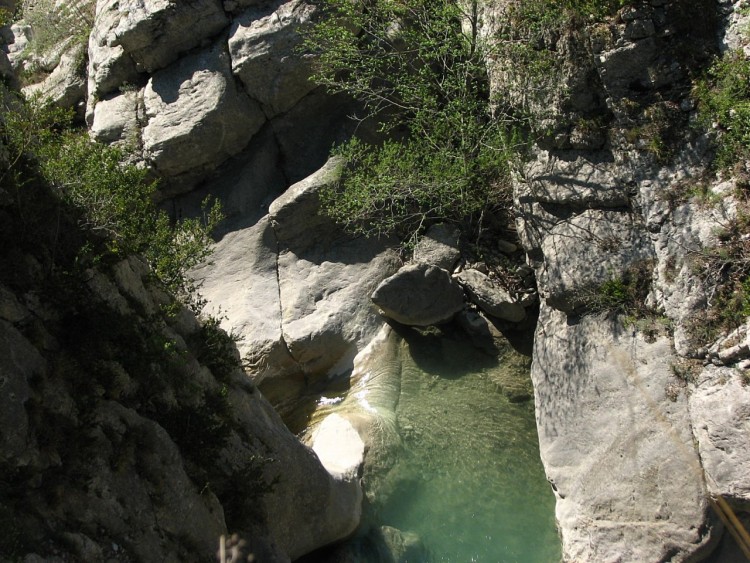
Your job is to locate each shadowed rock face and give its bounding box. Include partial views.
[0,251,363,562]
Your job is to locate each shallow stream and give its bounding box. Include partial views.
[303,327,561,562]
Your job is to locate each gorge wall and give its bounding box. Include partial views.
[1,0,750,561]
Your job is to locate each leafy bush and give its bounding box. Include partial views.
[575,262,654,317]
[694,50,750,172]
[21,0,95,57]
[0,88,222,310]
[306,0,629,244]
[305,0,518,243]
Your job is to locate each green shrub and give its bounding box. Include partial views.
[21,0,95,57]
[305,0,519,244]
[694,50,750,172]
[306,0,629,244]
[0,88,222,311]
[576,262,654,318]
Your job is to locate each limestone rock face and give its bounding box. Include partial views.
[22,44,87,112]
[141,41,265,180]
[532,306,713,562]
[538,209,655,313]
[689,366,750,506]
[372,263,465,326]
[455,268,525,323]
[268,156,343,249]
[229,0,318,117]
[0,319,42,468]
[89,89,141,145]
[82,0,340,190]
[88,0,228,99]
[195,160,400,411]
[488,0,740,557]
[0,248,362,562]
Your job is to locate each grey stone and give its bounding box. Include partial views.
[142,41,265,180]
[22,44,86,111]
[89,90,141,145]
[196,161,400,409]
[412,223,461,271]
[596,38,658,96]
[537,209,655,313]
[0,320,43,468]
[229,0,318,117]
[371,263,465,326]
[87,2,140,99]
[624,19,656,40]
[516,149,634,210]
[88,0,228,98]
[268,156,343,250]
[455,269,526,323]
[689,366,750,506]
[532,305,715,562]
[193,217,298,384]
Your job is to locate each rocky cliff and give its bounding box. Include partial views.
[2,0,750,561]
[481,0,750,559]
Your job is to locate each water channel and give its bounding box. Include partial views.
[301,325,561,562]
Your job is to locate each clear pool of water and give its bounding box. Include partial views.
[303,327,561,562]
[373,330,560,562]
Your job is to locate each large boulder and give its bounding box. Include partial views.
[89,89,141,145]
[228,0,318,117]
[195,161,400,411]
[371,263,465,326]
[532,305,715,561]
[455,268,526,323]
[88,0,228,99]
[412,223,461,271]
[141,41,265,182]
[22,44,87,112]
[268,156,343,250]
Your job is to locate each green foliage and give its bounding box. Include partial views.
[21,0,95,57]
[305,0,517,242]
[189,316,244,384]
[576,262,654,318]
[694,50,750,172]
[0,89,222,310]
[687,206,750,346]
[306,0,629,243]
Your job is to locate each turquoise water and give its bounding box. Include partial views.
[302,327,561,562]
[372,330,560,562]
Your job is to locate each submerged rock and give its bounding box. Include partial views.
[372,263,465,326]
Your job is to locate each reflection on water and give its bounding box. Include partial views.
[303,326,561,563]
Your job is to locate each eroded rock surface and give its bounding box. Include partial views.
[196,160,400,412]
[455,268,526,322]
[141,41,265,181]
[532,307,713,561]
